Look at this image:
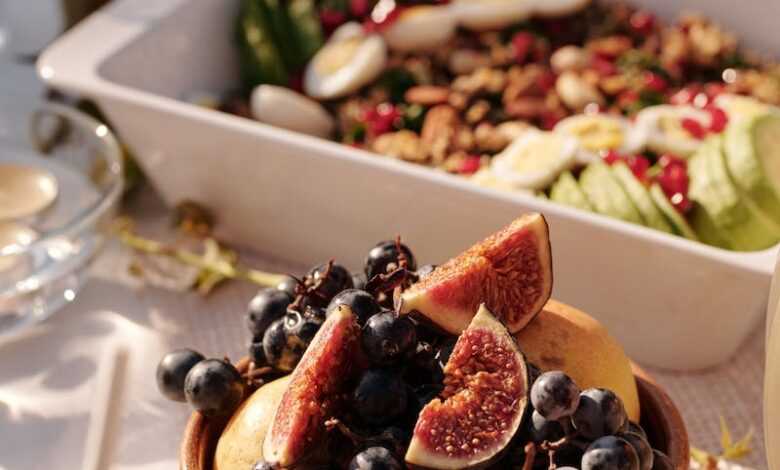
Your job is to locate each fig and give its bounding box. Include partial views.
[405,304,529,469]
[262,305,365,468]
[399,213,552,334]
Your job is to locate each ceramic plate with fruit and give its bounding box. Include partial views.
[155,214,688,470]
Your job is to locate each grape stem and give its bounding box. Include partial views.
[118,227,287,287]
[521,443,536,470]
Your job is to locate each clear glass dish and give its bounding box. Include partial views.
[0,103,123,342]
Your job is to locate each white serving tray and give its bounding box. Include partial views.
[38,0,780,371]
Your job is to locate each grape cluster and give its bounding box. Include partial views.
[518,370,674,470]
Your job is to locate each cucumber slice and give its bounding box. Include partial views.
[611,163,673,233]
[649,184,699,241]
[579,161,644,225]
[724,113,780,222]
[688,137,780,251]
[550,172,593,211]
[689,203,732,249]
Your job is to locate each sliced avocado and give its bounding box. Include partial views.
[579,161,644,225]
[689,203,732,249]
[649,184,699,241]
[611,163,674,233]
[688,137,780,251]
[724,113,780,223]
[550,172,593,211]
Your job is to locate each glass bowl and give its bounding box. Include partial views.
[0,103,123,342]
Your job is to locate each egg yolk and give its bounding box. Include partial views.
[315,38,363,76]
[567,118,625,151]
[507,134,567,172]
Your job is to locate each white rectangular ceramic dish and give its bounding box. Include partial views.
[38,0,780,371]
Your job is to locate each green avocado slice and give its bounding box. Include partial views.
[550,172,593,211]
[579,161,644,225]
[688,203,732,249]
[611,163,673,233]
[724,113,780,223]
[688,137,780,251]
[648,184,699,241]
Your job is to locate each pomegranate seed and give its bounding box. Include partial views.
[626,155,650,180]
[592,57,618,77]
[320,8,347,33]
[363,103,401,136]
[512,32,535,64]
[363,2,404,32]
[603,150,624,165]
[458,156,482,175]
[540,112,561,130]
[681,117,706,139]
[644,72,668,93]
[706,106,729,133]
[630,10,656,35]
[536,70,557,92]
[669,85,701,105]
[658,164,690,196]
[350,0,371,18]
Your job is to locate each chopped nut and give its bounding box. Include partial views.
[466,100,491,124]
[474,122,510,153]
[405,86,451,106]
[449,49,492,75]
[372,130,428,162]
[550,45,592,73]
[496,121,533,141]
[555,71,605,111]
[453,127,475,152]
[586,35,633,58]
[448,91,469,110]
[422,105,460,164]
[600,74,629,96]
[505,96,547,119]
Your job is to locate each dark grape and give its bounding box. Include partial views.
[327,289,382,325]
[619,431,654,470]
[263,318,305,372]
[247,288,292,336]
[183,359,244,416]
[531,371,580,420]
[276,275,301,298]
[248,334,265,365]
[582,436,640,470]
[284,310,324,347]
[364,240,417,280]
[308,263,353,302]
[349,446,403,470]
[406,341,444,385]
[362,312,417,366]
[572,388,628,440]
[156,349,205,402]
[352,272,368,290]
[353,369,408,426]
[367,426,410,457]
[529,410,565,443]
[650,450,673,470]
[625,421,648,440]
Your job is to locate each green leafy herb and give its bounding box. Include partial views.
[377,68,418,103]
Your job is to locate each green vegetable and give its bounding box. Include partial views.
[649,184,699,241]
[550,171,593,211]
[579,161,644,225]
[378,68,418,103]
[402,104,426,133]
[611,163,674,233]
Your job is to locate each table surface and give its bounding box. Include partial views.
[0,58,769,470]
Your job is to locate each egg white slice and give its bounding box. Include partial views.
[383,5,457,52]
[453,0,537,31]
[555,114,646,164]
[490,130,578,190]
[251,85,334,138]
[635,105,710,158]
[535,0,591,18]
[714,93,775,123]
[304,27,387,100]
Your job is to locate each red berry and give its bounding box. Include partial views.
[706,106,729,133]
[512,32,535,64]
[540,112,561,131]
[458,156,482,175]
[603,150,624,165]
[363,103,401,136]
[350,0,371,18]
[630,10,656,36]
[658,164,689,196]
[320,8,347,33]
[536,70,557,92]
[644,72,668,93]
[681,117,706,139]
[592,57,618,77]
[626,155,650,180]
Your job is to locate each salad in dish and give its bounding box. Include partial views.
[210,0,780,251]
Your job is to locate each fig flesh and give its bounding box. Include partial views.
[262,305,364,468]
[406,305,529,469]
[399,213,552,334]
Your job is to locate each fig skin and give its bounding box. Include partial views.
[399,213,553,334]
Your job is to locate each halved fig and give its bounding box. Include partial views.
[406,304,530,469]
[399,213,552,334]
[262,305,364,468]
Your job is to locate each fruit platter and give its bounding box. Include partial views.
[153,214,689,469]
[214,0,780,252]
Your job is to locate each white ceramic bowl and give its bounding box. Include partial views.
[38,0,778,370]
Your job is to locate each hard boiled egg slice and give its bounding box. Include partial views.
[251,85,334,138]
[555,114,646,164]
[453,0,537,32]
[535,0,591,18]
[382,5,457,52]
[635,105,710,158]
[714,93,774,123]
[304,23,387,100]
[490,130,578,190]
